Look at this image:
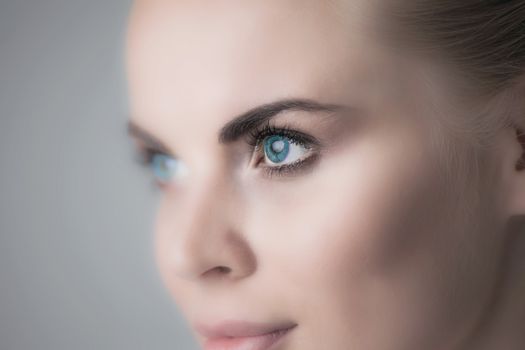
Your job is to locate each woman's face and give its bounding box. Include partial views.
[126,1,512,349]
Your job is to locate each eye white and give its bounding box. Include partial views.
[265,140,309,165]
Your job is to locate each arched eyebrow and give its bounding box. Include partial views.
[127,120,172,154]
[218,98,344,144]
[127,98,344,151]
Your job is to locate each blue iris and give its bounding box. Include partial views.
[151,153,178,183]
[263,135,290,163]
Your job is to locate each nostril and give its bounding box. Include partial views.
[202,265,232,278]
[217,266,232,273]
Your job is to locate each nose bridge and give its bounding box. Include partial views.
[170,166,255,281]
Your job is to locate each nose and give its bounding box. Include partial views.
[161,170,257,283]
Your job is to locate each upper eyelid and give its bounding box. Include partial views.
[127,121,175,156]
[128,97,345,151]
[133,128,322,183]
[128,117,326,165]
[248,125,321,152]
[249,125,321,163]
[136,142,170,155]
[218,98,346,144]
[129,99,349,156]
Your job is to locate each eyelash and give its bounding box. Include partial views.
[138,148,162,166]
[245,121,321,178]
[136,123,321,184]
[135,147,173,189]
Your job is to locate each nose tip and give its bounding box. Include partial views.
[157,167,257,281]
[169,226,256,282]
[157,172,256,281]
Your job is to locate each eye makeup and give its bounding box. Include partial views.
[132,144,178,189]
[128,121,183,189]
[131,122,323,186]
[244,120,323,179]
[127,103,350,187]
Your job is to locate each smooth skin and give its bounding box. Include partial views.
[126,1,525,349]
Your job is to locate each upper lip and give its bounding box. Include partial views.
[194,320,298,339]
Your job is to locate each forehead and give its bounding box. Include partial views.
[126,0,395,141]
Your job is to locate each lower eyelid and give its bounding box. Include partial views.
[260,153,321,179]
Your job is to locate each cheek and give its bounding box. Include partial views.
[256,126,447,284]
[250,127,480,346]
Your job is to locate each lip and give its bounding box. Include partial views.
[194,320,297,350]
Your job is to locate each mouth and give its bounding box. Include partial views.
[194,320,297,350]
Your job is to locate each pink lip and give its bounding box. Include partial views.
[194,320,297,350]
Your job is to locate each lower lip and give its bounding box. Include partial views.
[203,326,296,350]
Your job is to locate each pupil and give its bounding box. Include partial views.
[271,140,285,152]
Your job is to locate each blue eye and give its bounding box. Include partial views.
[151,154,176,182]
[149,153,189,186]
[262,134,309,166]
[264,135,290,163]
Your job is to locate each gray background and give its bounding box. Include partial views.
[0,1,198,349]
